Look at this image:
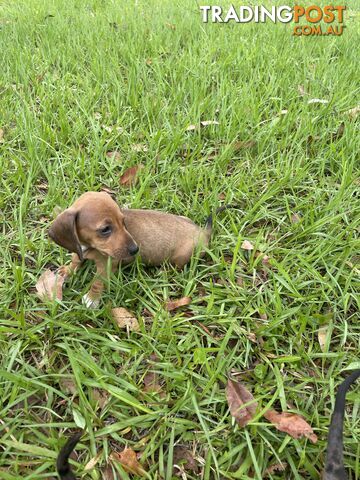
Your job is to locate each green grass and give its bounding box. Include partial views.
[0,0,359,478]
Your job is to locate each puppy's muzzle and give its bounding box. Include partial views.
[128,243,139,256]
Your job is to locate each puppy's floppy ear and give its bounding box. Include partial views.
[49,209,83,261]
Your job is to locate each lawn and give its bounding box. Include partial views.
[0,0,359,478]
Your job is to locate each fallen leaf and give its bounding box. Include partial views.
[111,307,140,331]
[291,213,301,224]
[84,451,102,471]
[345,105,360,119]
[218,192,226,200]
[173,446,198,475]
[241,240,254,251]
[264,462,288,476]
[226,379,258,427]
[110,448,147,476]
[200,120,219,127]
[185,124,197,132]
[119,164,144,186]
[143,370,162,394]
[233,139,256,150]
[102,465,115,480]
[298,84,306,96]
[58,377,77,395]
[165,296,192,311]
[317,325,329,352]
[0,128,4,143]
[307,98,329,105]
[92,388,109,409]
[331,122,345,142]
[36,269,65,301]
[106,151,121,161]
[102,124,113,133]
[261,255,270,267]
[264,409,318,443]
[131,143,148,153]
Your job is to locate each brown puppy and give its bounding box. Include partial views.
[49,192,234,308]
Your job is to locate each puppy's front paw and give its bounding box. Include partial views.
[82,293,100,309]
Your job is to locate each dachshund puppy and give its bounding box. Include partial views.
[49,192,236,308]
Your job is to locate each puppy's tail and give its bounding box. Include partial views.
[324,369,360,480]
[204,204,241,238]
[56,431,83,480]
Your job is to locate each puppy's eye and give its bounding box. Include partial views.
[99,225,112,237]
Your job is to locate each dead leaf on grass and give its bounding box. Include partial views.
[233,139,256,150]
[58,377,77,395]
[173,446,199,475]
[345,105,360,119]
[84,451,102,471]
[226,379,258,427]
[330,122,345,142]
[110,448,147,476]
[307,98,329,105]
[131,143,148,153]
[0,128,4,143]
[106,151,121,161]
[111,307,140,331]
[241,240,254,251]
[264,409,318,443]
[297,85,306,96]
[119,164,144,186]
[165,296,191,311]
[264,462,288,476]
[92,388,109,409]
[291,213,301,224]
[317,325,329,352]
[200,120,219,127]
[36,269,65,301]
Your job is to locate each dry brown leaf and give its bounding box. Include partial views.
[264,409,318,443]
[241,240,254,251]
[102,465,115,480]
[84,451,102,471]
[218,192,226,200]
[291,213,301,224]
[233,139,256,150]
[119,164,144,186]
[298,85,306,96]
[264,462,288,476]
[143,370,162,394]
[307,98,329,105]
[106,151,121,161]
[110,448,147,476]
[173,446,198,475]
[345,105,360,119]
[92,388,109,409]
[58,377,77,395]
[111,307,140,331]
[36,269,65,301]
[318,325,329,352]
[0,128,4,143]
[131,143,148,153]
[331,122,345,142]
[226,379,258,427]
[165,296,192,312]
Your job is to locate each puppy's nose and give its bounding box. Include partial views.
[128,244,139,256]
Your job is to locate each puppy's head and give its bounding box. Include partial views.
[49,192,138,261]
